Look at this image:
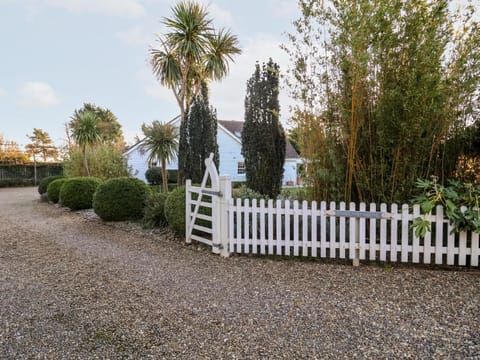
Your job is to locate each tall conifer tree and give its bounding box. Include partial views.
[184,82,219,183]
[242,59,286,198]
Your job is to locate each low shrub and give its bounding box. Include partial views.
[232,185,269,203]
[145,167,162,185]
[143,192,168,228]
[164,186,186,236]
[93,177,151,221]
[277,187,308,202]
[38,175,64,194]
[60,177,103,210]
[47,178,68,203]
[166,169,178,183]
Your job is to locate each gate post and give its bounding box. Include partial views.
[219,176,232,258]
[185,179,192,244]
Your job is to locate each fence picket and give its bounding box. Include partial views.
[412,205,420,263]
[359,203,366,260]
[330,202,336,259]
[380,203,387,261]
[236,199,242,253]
[311,201,317,257]
[447,222,455,265]
[277,200,283,256]
[424,214,432,264]
[401,204,409,262]
[293,201,299,256]
[320,201,327,257]
[349,203,356,260]
[285,200,291,256]
[339,202,346,259]
[459,232,467,266]
[472,233,479,267]
[252,199,258,255]
[268,200,274,255]
[435,205,444,265]
[244,199,250,254]
[369,203,376,261]
[228,199,234,253]
[259,199,266,255]
[302,201,309,256]
[390,204,398,262]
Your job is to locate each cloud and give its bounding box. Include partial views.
[267,0,300,19]
[20,0,145,18]
[18,82,60,108]
[0,88,6,97]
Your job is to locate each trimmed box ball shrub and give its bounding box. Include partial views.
[164,185,186,236]
[145,167,162,185]
[38,175,64,195]
[93,177,151,221]
[60,177,103,210]
[143,191,168,228]
[47,178,68,203]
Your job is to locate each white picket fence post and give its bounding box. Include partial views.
[219,176,231,257]
[185,179,192,244]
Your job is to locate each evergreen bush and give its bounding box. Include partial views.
[145,167,162,185]
[143,191,168,228]
[47,178,68,203]
[38,175,64,194]
[164,186,186,236]
[60,177,102,210]
[93,177,151,221]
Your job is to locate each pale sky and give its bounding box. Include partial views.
[0,0,299,148]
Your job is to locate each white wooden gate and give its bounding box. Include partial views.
[185,153,231,256]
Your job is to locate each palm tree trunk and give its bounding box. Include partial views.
[161,159,168,193]
[82,145,90,176]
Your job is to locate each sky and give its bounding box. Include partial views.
[0,0,300,149]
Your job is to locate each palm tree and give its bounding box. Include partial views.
[150,0,241,183]
[139,121,178,192]
[71,110,101,176]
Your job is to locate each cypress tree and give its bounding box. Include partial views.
[242,59,286,198]
[184,82,219,183]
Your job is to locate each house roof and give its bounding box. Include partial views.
[218,120,300,159]
[125,117,300,160]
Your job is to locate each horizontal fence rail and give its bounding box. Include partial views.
[227,199,480,267]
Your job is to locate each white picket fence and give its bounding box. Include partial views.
[186,155,480,267]
[227,199,480,266]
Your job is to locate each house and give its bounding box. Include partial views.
[124,117,302,186]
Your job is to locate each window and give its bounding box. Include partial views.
[237,161,245,175]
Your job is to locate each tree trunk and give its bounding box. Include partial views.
[161,159,168,193]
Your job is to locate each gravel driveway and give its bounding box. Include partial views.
[0,187,479,359]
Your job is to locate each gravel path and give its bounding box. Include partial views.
[0,187,479,359]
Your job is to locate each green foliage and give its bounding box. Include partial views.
[38,175,64,194]
[150,0,241,184]
[277,187,308,202]
[93,177,151,221]
[25,128,58,162]
[242,59,286,198]
[183,82,220,183]
[167,169,178,184]
[145,167,163,185]
[412,177,480,235]
[164,186,186,236]
[232,185,269,203]
[143,192,168,228]
[139,121,178,192]
[64,144,130,180]
[284,0,480,203]
[47,178,68,203]
[60,177,103,210]
[70,103,124,146]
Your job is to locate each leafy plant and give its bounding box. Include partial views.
[60,177,103,210]
[47,178,68,203]
[38,175,64,194]
[411,177,480,236]
[93,177,151,221]
[143,191,168,228]
[164,186,186,236]
[145,167,163,185]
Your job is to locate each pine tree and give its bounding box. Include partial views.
[242,59,286,198]
[184,83,219,183]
